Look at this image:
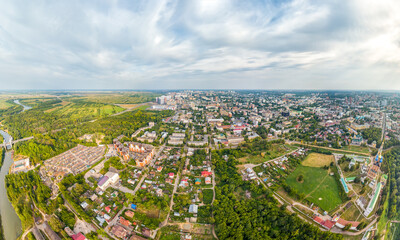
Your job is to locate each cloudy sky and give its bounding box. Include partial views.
[1,0,400,90]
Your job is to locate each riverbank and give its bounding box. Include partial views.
[0,216,4,240]
[13,100,32,112]
[0,148,4,168]
[0,130,22,240]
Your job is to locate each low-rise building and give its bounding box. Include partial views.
[98,171,119,191]
[110,225,128,239]
[11,158,30,173]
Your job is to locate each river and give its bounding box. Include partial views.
[13,100,32,112]
[0,99,30,240]
[0,130,22,240]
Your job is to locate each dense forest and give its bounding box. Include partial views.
[383,147,400,219]
[59,173,95,223]
[13,109,173,164]
[6,171,53,229]
[383,132,400,149]
[361,127,382,147]
[211,150,343,240]
[3,95,170,139]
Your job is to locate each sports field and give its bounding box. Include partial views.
[286,165,343,211]
[302,153,334,167]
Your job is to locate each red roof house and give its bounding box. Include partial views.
[201,171,212,177]
[322,220,335,229]
[313,216,323,224]
[71,233,86,240]
[105,206,111,213]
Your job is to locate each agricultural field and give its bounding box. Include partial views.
[302,153,334,167]
[286,165,343,211]
[50,102,124,120]
[0,99,14,109]
[238,144,297,164]
[63,92,159,104]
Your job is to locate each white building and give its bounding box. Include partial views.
[11,158,30,173]
[98,171,120,191]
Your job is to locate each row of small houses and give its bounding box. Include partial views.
[313,215,360,231]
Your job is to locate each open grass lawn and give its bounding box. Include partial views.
[377,189,390,236]
[340,204,362,221]
[138,207,161,218]
[135,105,150,111]
[341,145,370,154]
[286,165,343,211]
[202,189,213,204]
[160,232,181,240]
[302,153,334,167]
[238,144,297,164]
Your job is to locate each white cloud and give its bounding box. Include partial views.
[0,0,400,89]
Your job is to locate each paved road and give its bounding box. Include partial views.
[380,113,386,142]
[12,136,34,144]
[20,228,33,240]
[160,172,180,228]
